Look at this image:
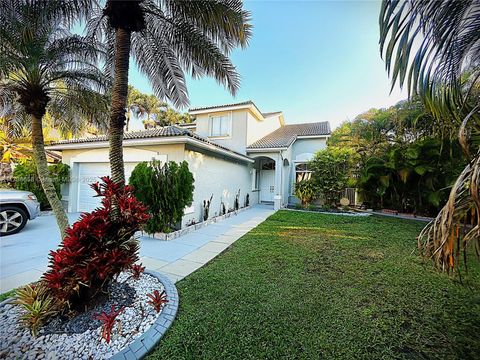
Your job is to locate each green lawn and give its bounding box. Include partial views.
[149,211,480,360]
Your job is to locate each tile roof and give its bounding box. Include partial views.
[47,126,250,160]
[189,101,254,112]
[247,122,331,149]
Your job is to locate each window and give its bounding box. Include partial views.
[209,115,231,137]
[295,162,312,183]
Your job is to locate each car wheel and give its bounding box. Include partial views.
[0,206,28,236]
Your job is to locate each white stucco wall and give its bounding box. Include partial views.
[194,110,248,154]
[183,149,257,226]
[246,113,282,146]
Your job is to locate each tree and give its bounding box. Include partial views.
[309,148,354,207]
[380,0,480,272]
[0,1,106,238]
[88,0,252,186]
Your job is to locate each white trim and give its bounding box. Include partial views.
[296,135,330,139]
[247,147,287,153]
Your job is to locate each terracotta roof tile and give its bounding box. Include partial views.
[247,122,331,149]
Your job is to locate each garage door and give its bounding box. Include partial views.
[77,162,138,212]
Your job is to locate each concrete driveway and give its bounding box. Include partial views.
[0,205,274,293]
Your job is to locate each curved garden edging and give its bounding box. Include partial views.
[110,270,179,360]
[0,270,179,360]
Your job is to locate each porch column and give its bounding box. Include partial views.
[274,155,283,210]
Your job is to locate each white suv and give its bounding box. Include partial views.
[0,189,40,236]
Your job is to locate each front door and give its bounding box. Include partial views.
[260,170,275,202]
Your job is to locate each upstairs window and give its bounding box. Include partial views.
[209,115,231,137]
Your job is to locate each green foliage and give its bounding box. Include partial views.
[130,160,195,233]
[294,180,317,207]
[13,160,70,209]
[309,148,353,207]
[358,138,465,215]
[13,283,60,337]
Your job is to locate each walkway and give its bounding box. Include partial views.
[0,205,275,293]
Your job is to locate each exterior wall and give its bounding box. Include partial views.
[288,137,328,204]
[60,144,185,212]
[246,113,282,146]
[182,149,256,226]
[194,110,248,154]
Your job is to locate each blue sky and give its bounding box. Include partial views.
[128,0,407,129]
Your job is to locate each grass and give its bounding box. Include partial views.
[0,289,15,302]
[150,210,480,359]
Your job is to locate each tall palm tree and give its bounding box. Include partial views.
[88,0,252,186]
[0,1,107,238]
[379,0,480,272]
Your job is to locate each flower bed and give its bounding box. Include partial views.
[0,270,178,360]
[144,205,253,241]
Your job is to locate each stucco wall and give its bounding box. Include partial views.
[291,137,327,161]
[246,113,282,146]
[183,149,256,226]
[194,110,248,154]
[59,144,185,212]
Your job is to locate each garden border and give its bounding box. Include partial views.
[110,270,179,360]
[142,205,253,241]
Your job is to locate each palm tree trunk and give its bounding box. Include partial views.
[109,27,131,186]
[31,114,69,239]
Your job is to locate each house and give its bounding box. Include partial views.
[46,101,330,226]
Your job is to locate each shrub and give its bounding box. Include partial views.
[130,160,194,233]
[13,160,70,209]
[294,180,318,207]
[43,177,149,308]
[309,148,354,207]
[13,282,60,337]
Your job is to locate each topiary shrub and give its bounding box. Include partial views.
[129,160,194,233]
[43,177,149,308]
[13,160,70,210]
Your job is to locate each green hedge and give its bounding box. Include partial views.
[129,160,194,233]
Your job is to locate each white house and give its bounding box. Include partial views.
[46,101,330,226]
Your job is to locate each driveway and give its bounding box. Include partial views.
[0,205,275,293]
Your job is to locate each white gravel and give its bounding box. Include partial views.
[0,272,165,360]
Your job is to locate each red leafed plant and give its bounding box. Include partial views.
[43,177,149,308]
[129,263,145,280]
[146,290,168,313]
[94,305,124,344]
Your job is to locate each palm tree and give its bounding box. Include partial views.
[379,0,480,272]
[88,0,252,186]
[0,1,107,238]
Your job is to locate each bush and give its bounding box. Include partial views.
[13,160,69,210]
[43,177,149,308]
[129,160,194,233]
[309,148,353,207]
[294,180,318,207]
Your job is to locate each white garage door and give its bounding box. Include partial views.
[77,162,138,212]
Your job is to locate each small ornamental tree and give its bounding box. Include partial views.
[43,177,149,308]
[129,160,194,233]
[309,148,354,207]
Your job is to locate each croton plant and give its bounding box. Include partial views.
[43,177,149,307]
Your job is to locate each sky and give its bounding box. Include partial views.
[127,0,408,129]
